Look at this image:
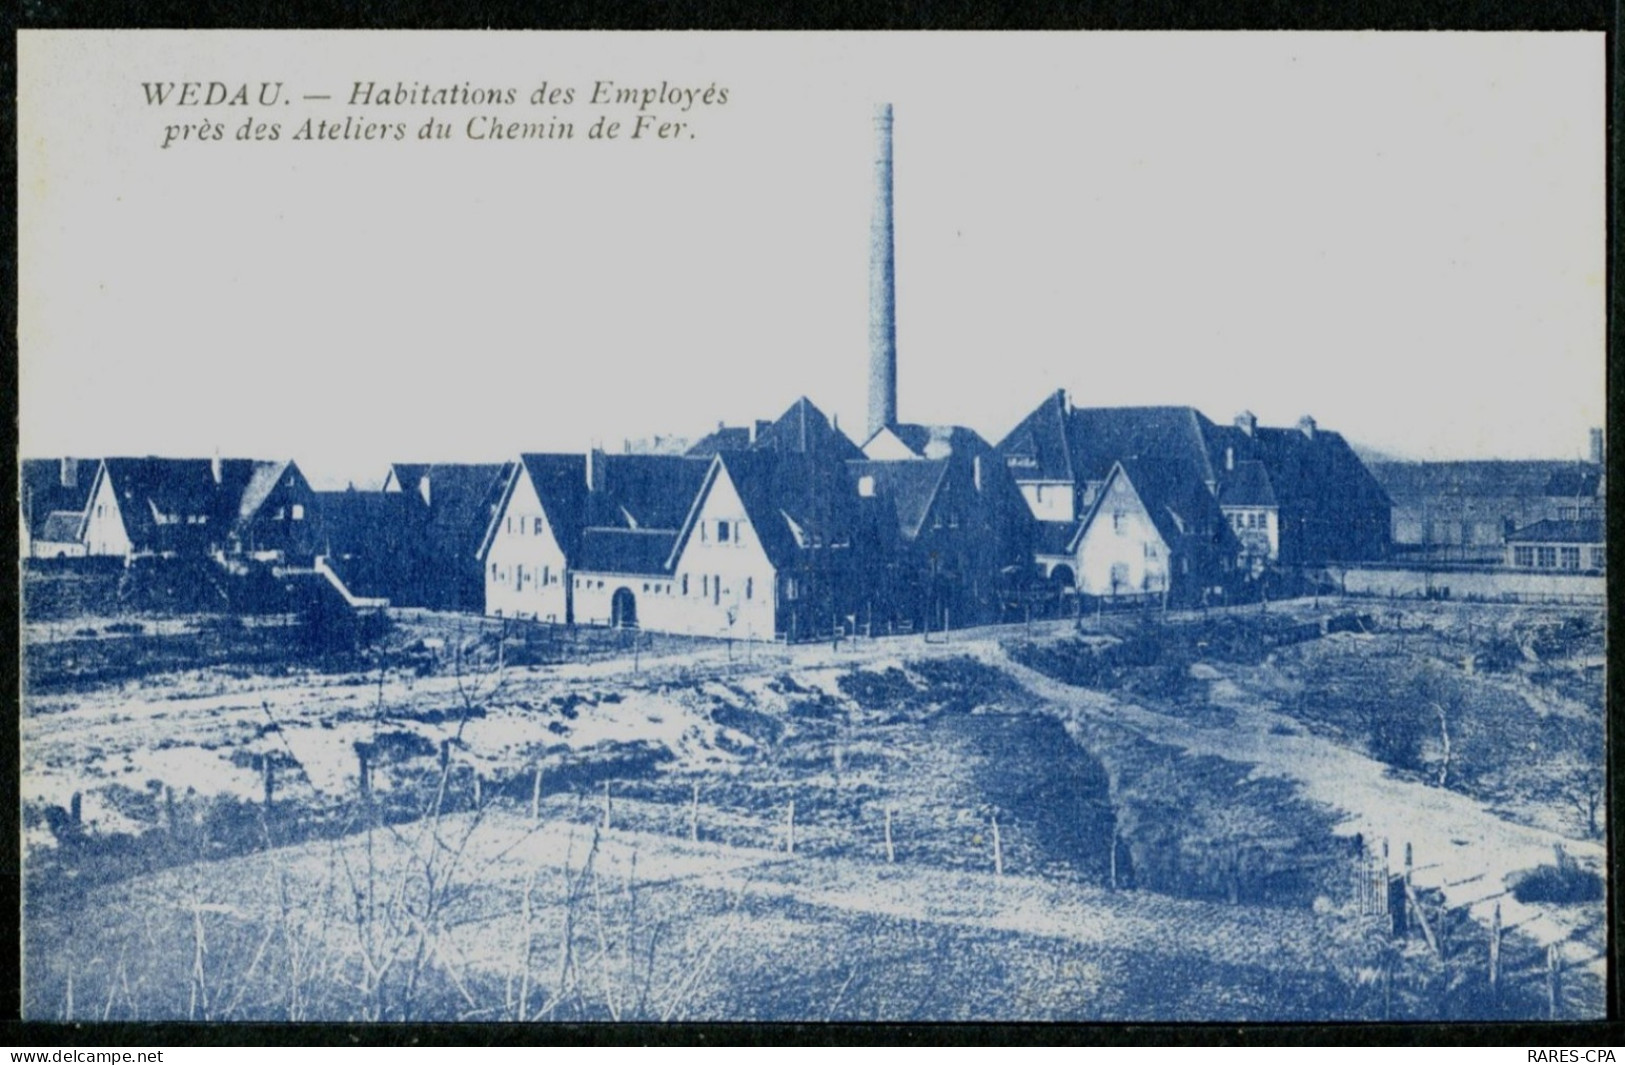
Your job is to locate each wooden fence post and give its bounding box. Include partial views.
[602,781,612,830]
[263,757,275,809]
[1547,944,1561,1019]
[786,800,796,855]
[992,815,1003,877]
[1489,902,1502,1000]
[884,807,895,864]
[70,791,82,827]
[530,765,543,821]
[689,781,701,842]
[472,769,482,808]
[357,746,371,803]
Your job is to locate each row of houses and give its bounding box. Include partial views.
[22,391,1412,639]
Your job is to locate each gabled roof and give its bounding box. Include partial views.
[996,389,1073,483]
[1066,406,1220,488]
[19,458,97,539]
[584,454,710,531]
[577,528,680,576]
[685,397,863,463]
[1217,460,1278,508]
[379,462,515,565]
[1034,520,1081,556]
[1209,424,1390,511]
[99,458,223,549]
[867,423,994,461]
[213,459,302,530]
[847,459,950,540]
[676,450,871,571]
[1505,519,1604,545]
[1074,458,1230,554]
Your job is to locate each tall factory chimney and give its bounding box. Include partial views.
[867,103,898,442]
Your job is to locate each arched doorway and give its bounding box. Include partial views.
[1049,564,1076,591]
[611,587,638,629]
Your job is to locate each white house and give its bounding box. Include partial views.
[1069,459,1236,603]
[480,454,582,623]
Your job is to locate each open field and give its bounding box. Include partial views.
[21,597,1607,1021]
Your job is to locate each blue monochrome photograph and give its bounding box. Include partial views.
[15,32,1608,1022]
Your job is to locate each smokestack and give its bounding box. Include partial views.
[211,448,222,485]
[867,103,897,442]
[59,457,77,488]
[1589,427,1603,465]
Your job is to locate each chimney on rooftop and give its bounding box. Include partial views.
[867,103,898,442]
[1297,415,1317,440]
[418,474,432,507]
[1235,411,1257,437]
[211,449,222,485]
[587,447,605,492]
[59,457,77,488]
[1224,447,1235,472]
[973,455,984,493]
[1589,427,1604,465]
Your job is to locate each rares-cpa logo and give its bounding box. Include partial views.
[1529,1051,1617,1063]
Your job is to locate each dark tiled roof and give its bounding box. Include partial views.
[406,463,514,562]
[1214,425,1390,511]
[1067,406,1219,487]
[1505,519,1604,544]
[20,458,96,539]
[882,423,993,460]
[577,528,680,575]
[1543,467,1604,498]
[686,398,862,462]
[696,450,872,571]
[213,459,301,530]
[996,389,1073,483]
[517,453,589,563]
[584,454,710,531]
[1217,460,1278,507]
[1370,460,1587,502]
[847,459,950,540]
[1034,520,1081,556]
[99,458,222,550]
[314,489,426,557]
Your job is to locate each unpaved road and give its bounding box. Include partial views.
[990,645,1606,978]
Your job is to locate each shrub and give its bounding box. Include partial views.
[1512,862,1603,904]
[835,667,918,711]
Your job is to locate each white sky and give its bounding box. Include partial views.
[18,32,1606,487]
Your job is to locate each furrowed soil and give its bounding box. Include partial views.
[20,600,1607,1021]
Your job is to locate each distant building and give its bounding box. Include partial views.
[20,458,96,558]
[311,487,430,603]
[1370,458,1603,560]
[79,456,317,562]
[997,392,1391,582]
[1504,519,1605,573]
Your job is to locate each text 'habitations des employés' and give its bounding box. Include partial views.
[139,78,732,150]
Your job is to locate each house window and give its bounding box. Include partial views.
[291,504,305,521]
[1590,547,1606,570]
[491,562,499,578]
[700,524,708,543]
[642,583,650,593]
[533,517,543,535]
[718,521,730,542]
[682,574,689,595]
[1560,547,1581,570]
[515,567,524,590]
[1112,511,1126,534]
[702,575,709,596]
[785,577,799,600]
[745,577,753,600]
[1513,546,1534,567]
[1537,546,1557,568]
[542,566,550,585]
[1109,562,1129,591]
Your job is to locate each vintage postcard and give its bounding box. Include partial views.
[16,31,1607,1022]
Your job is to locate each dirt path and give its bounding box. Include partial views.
[991,647,1606,978]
